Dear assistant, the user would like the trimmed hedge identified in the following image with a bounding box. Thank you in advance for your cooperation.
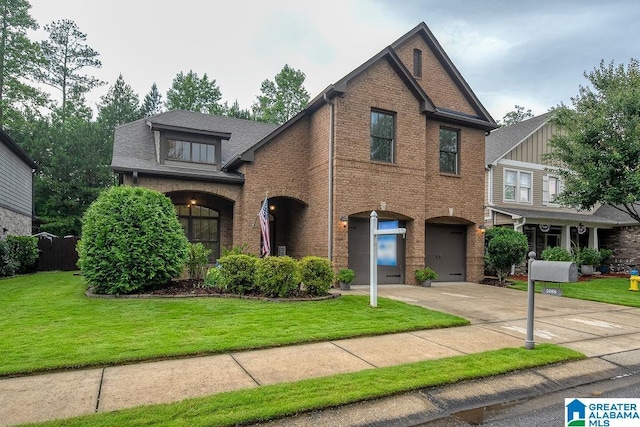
[298,256,333,296]
[218,254,258,294]
[0,239,18,277]
[77,186,188,294]
[5,236,38,274]
[255,256,299,298]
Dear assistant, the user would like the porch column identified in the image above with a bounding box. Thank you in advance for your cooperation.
[589,227,599,250]
[562,225,571,251]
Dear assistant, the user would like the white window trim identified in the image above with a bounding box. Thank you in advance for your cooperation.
[542,174,563,207]
[503,168,533,204]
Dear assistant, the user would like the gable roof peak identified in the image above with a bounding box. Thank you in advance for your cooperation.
[485,113,552,165]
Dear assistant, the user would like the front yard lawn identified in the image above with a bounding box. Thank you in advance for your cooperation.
[0,272,468,376]
[508,276,640,307]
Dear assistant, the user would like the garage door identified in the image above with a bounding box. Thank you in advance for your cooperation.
[425,224,466,282]
[348,218,405,285]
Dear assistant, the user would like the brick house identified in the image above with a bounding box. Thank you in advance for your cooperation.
[112,22,497,284]
[0,129,36,237]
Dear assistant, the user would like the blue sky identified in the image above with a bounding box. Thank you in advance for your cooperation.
[27,0,640,121]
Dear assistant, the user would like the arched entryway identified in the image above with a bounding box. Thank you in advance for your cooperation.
[262,196,307,258]
[166,191,234,262]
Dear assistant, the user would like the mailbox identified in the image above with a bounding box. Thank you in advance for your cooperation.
[530,260,578,283]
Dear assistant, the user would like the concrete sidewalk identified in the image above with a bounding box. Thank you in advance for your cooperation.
[1,282,640,426]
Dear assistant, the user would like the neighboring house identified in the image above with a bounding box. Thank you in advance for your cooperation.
[112,22,497,284]
[0,129,36,237]
[485,114,622,258]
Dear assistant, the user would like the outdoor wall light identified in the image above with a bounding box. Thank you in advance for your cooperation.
[477,224,486,234]
[269,204,276,211]
[189,198,197,205]
[340,216,348,228]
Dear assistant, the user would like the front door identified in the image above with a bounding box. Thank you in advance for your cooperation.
[425,224,466,282]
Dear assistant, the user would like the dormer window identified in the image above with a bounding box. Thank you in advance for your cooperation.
[147,120,231,170]
[167,139,216,164]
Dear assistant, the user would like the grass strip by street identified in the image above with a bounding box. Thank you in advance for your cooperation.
[508,277,640,307]
[29,344,583,427]
[0,272,468,376]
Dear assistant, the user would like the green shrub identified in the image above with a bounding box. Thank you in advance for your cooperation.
[335,268,355,284]
[598,248,613,265]
[77,186,189,294]
[255,256,300,298]
[222,244,249,257]
[186,242,211,280]
[218,254,258,294]
[415,267,438,282]
[204,266,222,288]
[5,236,38,274]
[541,246,572,262]
[0,239,18,277]
[485,228,528,282]
[298,256,333,296]
[575,247,601,266]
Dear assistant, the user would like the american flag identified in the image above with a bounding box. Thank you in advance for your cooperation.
[258,195,271,256]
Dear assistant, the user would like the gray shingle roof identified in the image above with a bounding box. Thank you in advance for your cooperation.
[593,204,640,226]
[490,206,618,227]
[485,113,550,165]
[111,110,278,181]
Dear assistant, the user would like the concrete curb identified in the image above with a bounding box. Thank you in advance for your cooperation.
[260,353,640,426]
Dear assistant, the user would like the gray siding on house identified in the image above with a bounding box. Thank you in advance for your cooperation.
[503,122,557,164]
[0,141,33,217]
[491,163,579,213]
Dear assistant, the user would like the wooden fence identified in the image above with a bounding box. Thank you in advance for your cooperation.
[37,236,79,271]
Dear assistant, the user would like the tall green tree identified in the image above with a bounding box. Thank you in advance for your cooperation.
[140,82,164,117]
[165,70,222,114]
[546,59,640,223]
[96,74,141,167]
[499,105,534,127]
[19,105,110,235]
[252,64,309,124]
[97,74,141,131]
[38,19,104,119]
[223,99,252,120]
[0,0,46,130]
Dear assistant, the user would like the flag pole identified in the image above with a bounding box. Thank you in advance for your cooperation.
[253,191,269,227]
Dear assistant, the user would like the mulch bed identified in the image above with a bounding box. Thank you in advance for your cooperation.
[86,279,340,301]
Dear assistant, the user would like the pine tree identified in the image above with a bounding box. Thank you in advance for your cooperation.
[140,82,164,117]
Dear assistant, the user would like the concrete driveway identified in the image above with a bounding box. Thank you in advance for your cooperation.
[344,282,640,357]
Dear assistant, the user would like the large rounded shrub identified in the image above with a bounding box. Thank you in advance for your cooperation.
[78,186,188,294]
[298,256,333,296]
[255,256,299,298]
[484,227,528,282]
[218,254,258,294]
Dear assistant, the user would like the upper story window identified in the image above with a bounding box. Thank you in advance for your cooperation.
[413,49,422,78]
[439,127,459,174]
[167,139,216,165]
[504,169,532,203]
[543,174,562,205]
[370,110,395,163]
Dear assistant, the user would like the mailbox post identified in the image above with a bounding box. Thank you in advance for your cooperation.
[370,211,406,308]
[525,252,578,349]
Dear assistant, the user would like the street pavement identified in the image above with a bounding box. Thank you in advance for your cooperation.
[1,282,639,426]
